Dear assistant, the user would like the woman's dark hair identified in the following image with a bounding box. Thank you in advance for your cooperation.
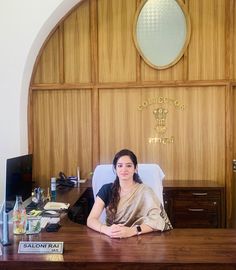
[107,149,142,223]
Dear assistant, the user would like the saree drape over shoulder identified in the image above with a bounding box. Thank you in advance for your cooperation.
[106,183,172,231]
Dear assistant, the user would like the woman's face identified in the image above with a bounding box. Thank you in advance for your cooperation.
[115,155,136,182]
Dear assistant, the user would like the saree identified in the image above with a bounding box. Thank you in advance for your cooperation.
[106,183,172,231]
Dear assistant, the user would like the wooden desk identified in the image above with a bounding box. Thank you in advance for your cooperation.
[1,225,236,270]
[56,179,92,205]
[1,181,235,270]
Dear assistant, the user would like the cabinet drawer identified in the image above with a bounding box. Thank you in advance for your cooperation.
[171,190,220,200]
[173,200,218,213]
[172,212,218,228]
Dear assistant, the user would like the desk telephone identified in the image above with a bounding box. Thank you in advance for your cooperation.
[57,172,75,187]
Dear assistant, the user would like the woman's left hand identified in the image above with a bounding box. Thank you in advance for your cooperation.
[109,224,136,238]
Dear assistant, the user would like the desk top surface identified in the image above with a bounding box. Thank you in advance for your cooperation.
[1,225,236,266]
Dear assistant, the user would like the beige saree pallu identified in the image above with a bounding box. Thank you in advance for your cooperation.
[106,183,173,231]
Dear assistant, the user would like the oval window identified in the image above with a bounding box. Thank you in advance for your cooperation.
[133,0,191,69]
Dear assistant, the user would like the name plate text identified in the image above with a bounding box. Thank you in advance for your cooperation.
[18,241,64,254]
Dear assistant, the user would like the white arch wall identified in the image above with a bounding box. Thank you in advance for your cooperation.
[0,0,81,204]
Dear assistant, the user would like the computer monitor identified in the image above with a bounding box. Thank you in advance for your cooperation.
[5,154,33,212]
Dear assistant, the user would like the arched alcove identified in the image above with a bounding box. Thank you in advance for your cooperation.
[30,0,227,192]
[21,0,82,151]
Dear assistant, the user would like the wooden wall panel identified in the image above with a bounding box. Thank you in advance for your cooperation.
[141,57,185,82]
[233,88,236,158]
[32,89,92,189]
[188,0,226,80]
[98,0,137,83]
[232,87,236,227]
[63,1,91,83]
[99,87,225,183]
[99,88,143,160]
[29,0,235,208]
[232,0,236,79]
[33,28,60,84]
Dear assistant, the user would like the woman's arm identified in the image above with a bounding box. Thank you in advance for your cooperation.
[87,196,106,233]
[87,197,155,238]
[87,194,120,237]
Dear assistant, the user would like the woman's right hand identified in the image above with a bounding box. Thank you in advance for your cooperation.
[102,224,136,238]
[102,224,120,237]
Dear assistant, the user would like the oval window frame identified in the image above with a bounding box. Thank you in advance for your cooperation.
[133,0,191,70]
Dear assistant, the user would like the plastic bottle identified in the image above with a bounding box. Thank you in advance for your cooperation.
[1,204,11,245]
[12,195,27,234]
[51,177,57,201]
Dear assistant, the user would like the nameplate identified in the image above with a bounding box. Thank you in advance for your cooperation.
[18,241,64,254]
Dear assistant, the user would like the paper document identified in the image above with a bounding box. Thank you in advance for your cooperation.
[44,202,70,210]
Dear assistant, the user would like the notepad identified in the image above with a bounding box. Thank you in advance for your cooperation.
[44,202,70,211]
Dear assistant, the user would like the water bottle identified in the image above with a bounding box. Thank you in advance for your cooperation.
[1,203,11,245]
[51,177,57,201]
[12,195,27,234]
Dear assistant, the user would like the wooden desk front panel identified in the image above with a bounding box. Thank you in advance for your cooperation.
[1,227,236,270]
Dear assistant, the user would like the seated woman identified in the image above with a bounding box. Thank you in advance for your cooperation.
[87,149,172,238]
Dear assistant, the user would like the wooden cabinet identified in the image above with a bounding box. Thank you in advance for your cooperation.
[163,181,225,228]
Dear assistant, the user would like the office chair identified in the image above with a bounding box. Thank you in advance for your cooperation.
[92,164,165,223]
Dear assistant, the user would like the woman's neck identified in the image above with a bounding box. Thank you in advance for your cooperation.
[119,180,136,194]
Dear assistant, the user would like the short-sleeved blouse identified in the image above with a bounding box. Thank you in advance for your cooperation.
[96,183,113,207]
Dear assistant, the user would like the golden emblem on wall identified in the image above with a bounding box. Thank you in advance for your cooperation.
[153,107,168,134]
[137,96,185,145]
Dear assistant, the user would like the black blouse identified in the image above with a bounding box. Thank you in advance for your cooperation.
[96,183,113,207]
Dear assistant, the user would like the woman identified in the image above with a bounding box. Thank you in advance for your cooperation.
[87,149,172,238]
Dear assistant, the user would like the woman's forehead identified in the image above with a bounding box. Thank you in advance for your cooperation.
[117,155,133,163]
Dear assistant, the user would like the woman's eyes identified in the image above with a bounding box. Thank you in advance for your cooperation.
[117,164,133,168]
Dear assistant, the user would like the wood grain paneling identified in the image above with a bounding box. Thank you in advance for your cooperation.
[232,0,236,79]
[99,87,225,183]
[32,89,92,189]
[141,56,185,82]
[188,0,226,80]
[231,86,236,226]
[30,0,230,182]
[98,0,137,82]
[63,0,91,83]
[29,0,236,226]
[33,28,60,84]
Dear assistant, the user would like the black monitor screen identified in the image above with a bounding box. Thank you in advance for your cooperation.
[5,154,33,212]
